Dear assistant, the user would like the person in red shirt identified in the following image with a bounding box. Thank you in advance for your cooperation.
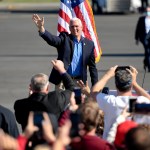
[70,100,115,150]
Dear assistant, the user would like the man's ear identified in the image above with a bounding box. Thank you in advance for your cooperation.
[29,84,33,96]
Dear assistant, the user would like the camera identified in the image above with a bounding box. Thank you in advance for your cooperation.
[129,98,137,113]
[132,103,150,114]
[115,66,130,72]
[74,87,82,104]
[102,87,109,94]
[129,98,150,125]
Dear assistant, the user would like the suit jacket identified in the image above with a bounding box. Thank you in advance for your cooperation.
[135,16,146,44]
[40,31,98,86]
[0,105,19,137]
[14,73,75,131]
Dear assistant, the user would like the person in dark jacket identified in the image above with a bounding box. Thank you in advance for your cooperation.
[0,105,19,137]
[135,7,150,72]
[141,0,148,12]
[14,60,75,131]
[32,14,98,87]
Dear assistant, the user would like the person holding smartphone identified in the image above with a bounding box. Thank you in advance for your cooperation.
[90,66,150,139]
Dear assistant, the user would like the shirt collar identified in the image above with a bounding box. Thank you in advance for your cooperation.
[72,35,84,43]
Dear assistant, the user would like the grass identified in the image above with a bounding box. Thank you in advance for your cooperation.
[1,0,59,3]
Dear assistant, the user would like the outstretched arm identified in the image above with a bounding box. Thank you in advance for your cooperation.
[32,14,45,33]
[127,66,150,100]
[51,60,75,91]
[91,66,118,100]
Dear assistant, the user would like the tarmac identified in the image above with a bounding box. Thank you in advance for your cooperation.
[0,2,150,112]
[0,2,59,12]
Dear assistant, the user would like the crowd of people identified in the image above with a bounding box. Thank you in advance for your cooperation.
[0,13,150,150]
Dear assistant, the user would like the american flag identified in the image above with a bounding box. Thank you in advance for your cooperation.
[57,0,102,63]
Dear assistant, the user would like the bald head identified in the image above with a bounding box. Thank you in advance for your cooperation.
[30,73,49,93]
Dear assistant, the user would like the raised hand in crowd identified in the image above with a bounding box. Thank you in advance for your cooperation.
[91,65,118,96]
[23,111,39,139]
[77,80,91,97]
[51,60,66,74]
[53,120,71,150]
[0,129,18,150]
[127,66,150,99]
[69,92,79,111]
[126,66,138,85]
[42,112,56,143]
[24,111,56,143]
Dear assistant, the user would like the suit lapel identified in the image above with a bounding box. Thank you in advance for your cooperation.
[82,39,87,65]
[69,34,74,61]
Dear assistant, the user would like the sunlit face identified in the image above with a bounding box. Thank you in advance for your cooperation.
[69,20,83,38]
[146,7,150,16]
[147,7,150,12]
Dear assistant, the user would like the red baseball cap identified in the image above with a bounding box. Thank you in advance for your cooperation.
[114,120,138,149]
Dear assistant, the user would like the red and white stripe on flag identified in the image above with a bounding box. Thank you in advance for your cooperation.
[57,0,102,63]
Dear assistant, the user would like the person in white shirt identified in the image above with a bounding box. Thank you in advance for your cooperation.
[91,66,150,139]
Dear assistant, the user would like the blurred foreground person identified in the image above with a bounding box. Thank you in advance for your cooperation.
[114,120,138,150]
[125,126,150,150]
[70,100,115,150]
[0,111,72,150]
[0,105,19,138]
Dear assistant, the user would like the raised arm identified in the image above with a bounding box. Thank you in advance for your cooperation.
[127,66,150,100]
[91,66,117,100]
[51,60,75,91]
[32,14,45,33]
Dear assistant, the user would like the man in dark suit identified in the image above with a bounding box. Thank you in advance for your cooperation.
[135,7,150,72]
[14,60,75,131]
[32,14,98,87]
[141,0,148,12]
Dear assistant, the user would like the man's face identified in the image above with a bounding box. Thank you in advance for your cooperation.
[146,7,150,16]
[69,20,83,38]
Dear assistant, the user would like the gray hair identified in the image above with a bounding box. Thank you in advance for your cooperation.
[69,17,82,27]
[30,73,49,92]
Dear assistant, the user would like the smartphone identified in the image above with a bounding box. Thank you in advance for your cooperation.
[102,87,109,94]
[70,112,81,138]
[115,66,130,72]
[134,103,150,114]
[129,98,137,113]
[74,87,82,104]
[34,112,44,128]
